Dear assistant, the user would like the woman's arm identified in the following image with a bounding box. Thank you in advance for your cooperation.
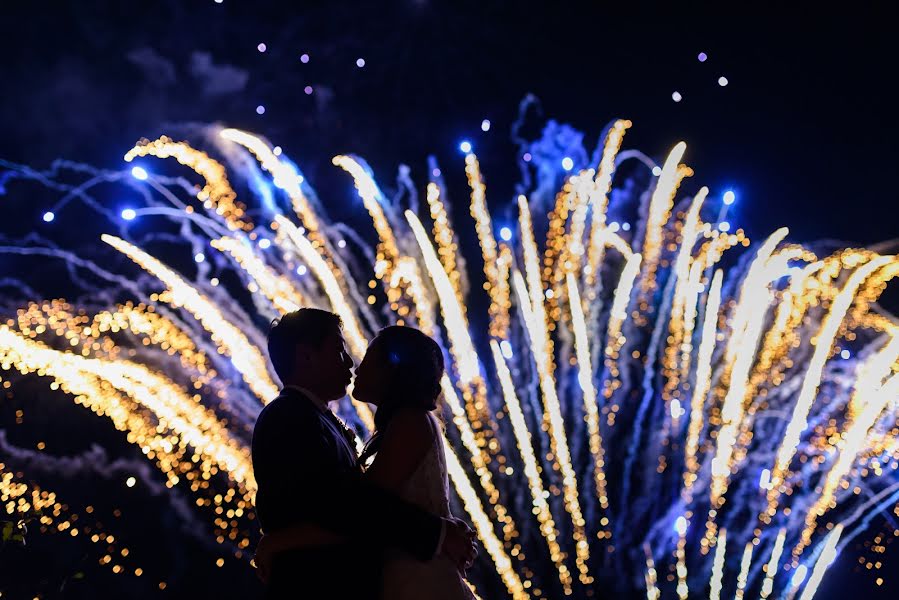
[254,523,345,583]
[364,410,436,493]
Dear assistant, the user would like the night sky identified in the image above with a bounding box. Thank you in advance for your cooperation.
[2,2,898,598]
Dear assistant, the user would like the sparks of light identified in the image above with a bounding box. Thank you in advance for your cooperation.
[406,211,479,383]
[101,235,278,402]
[513,266,592,585]
[210,236,305,314]
[798,525,843,600]
[125,136,251,232]
[734,542,754,600]
[5,116,898,599]
[639,141,691,296]
[760,528,787,598]
[644,545,661,600]
[683,269,723,489]
[709,528,727,600]
[788,564,809,599]
[567,274,609,513]
[491,340,572,592]
[768,255,896,507]
[443,440,529,600]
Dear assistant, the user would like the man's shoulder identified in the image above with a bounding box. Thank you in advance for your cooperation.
[255,392,323,431]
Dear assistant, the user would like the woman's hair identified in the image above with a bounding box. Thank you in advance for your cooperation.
[359,326,444,465]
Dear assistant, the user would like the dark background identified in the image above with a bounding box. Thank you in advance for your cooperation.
[1,2,897,598]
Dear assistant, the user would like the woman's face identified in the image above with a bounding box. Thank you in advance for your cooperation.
[351,340,390,406]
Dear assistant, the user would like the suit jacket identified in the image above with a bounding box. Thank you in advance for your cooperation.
[252,387,443,599]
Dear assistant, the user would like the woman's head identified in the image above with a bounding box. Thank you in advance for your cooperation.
[352,326,444,410]
[355,326,444,465]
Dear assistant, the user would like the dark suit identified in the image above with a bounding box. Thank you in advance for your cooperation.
[252,387,443,599]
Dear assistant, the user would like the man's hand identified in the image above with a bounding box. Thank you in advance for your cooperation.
[441,518,478,573]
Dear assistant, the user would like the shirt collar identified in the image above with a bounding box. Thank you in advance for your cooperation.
[283,385,332,414]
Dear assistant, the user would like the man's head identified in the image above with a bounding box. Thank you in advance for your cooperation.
[267,308,354,401]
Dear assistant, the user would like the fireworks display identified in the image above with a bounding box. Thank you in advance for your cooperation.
[1,114,897,599]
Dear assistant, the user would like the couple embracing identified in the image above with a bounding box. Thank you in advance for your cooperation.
[251,308,479,599]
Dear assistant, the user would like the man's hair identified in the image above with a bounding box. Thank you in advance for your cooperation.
[267,308,342,383]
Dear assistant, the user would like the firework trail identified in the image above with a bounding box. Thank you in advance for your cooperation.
[1,110,897,599]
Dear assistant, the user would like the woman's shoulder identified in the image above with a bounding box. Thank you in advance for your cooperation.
[385,408,438,444]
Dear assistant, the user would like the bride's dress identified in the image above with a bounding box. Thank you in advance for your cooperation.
[382,413,477,600]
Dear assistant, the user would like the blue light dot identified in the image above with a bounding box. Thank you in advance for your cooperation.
[42,211,55,222]
[459,140,472,154]
[257,43,267,53]
[672,91,683,103]
[561,157,574,171]
[296,265,308,276]
[304,86,313,95]
[840,349,851,360]
[652,166,662,176]
[723,190,736,205]
[194,253,205,263]
[523,152,532,162]
[499,226,513,241]
[258,238,271,250]
[131,166,148,180]
[718,76,729,87]
[481,119,491,132]
[609,221,620,232]
[698,52,708,62]
[356,58,365,68]
[719,221,731,232]
[500,340,514,359]
[622,222,631,231]
[256,105,266,115]
[300,53,310,63]
[121,208,137,221]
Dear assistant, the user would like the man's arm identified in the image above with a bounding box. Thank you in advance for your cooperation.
[254,400,472,565]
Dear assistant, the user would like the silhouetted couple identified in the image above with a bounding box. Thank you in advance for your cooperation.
[251,308,478,599]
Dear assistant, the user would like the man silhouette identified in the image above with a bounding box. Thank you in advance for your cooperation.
[252,308,476,599]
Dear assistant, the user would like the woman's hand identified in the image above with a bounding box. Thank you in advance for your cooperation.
[253,533,279,584]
